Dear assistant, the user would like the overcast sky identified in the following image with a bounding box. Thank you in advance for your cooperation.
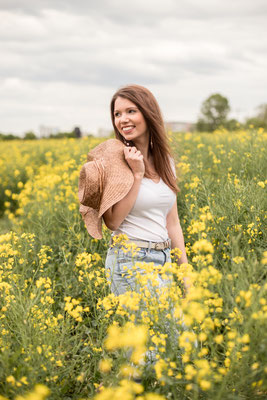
[0,0,267,136]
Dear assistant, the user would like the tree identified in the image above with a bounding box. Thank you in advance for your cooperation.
[24,131,37,140]
[225,118,240,131]
[245,103,267,129]
[197,93,230,132]
[48,129,80,139]
[0,133,21,141]
[257,103,267,124]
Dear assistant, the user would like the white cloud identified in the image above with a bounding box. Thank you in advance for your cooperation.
[0,1,266,135]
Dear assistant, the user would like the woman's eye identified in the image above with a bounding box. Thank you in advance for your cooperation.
[114,109,136,117]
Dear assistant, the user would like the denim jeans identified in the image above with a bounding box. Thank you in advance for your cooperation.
[105,243,173,363]
[105,244,172,296]
[104,243,196,363]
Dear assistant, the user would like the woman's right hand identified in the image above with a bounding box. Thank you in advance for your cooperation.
[103,146,145,231]
[124,146,145,179]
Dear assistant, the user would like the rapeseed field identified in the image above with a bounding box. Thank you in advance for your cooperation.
[0,128,266,399]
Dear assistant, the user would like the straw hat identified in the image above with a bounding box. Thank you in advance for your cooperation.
[78,138,134,239]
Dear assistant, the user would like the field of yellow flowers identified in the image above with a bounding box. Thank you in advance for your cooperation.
[0,128,266,400]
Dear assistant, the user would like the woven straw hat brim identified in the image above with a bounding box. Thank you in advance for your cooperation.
[79,204,102,239]
[78,139,134,239]
[98,141,134,217]
[78,160,102,209]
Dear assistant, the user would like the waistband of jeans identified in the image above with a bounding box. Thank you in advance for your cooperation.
[109,237,171,251]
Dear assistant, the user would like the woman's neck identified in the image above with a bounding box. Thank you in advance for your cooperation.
[133,138,150,161]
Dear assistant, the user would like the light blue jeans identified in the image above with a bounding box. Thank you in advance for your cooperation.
[104,243,196,363]
[105,244,172,296]
[105,243,174,363]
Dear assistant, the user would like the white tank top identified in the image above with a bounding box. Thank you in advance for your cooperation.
[112,167,176,242]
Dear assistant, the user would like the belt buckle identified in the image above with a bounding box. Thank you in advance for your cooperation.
[155,242,162,250]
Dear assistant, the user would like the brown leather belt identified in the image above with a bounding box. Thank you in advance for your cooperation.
[109,237,171,251]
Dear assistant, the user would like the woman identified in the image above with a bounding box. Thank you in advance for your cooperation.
[103,84,189,296]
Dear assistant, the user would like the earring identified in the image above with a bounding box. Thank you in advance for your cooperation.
[150,137,153,149]
[123,136,130,146]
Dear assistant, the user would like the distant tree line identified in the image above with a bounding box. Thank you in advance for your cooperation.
[0,127,90,141]
[1,98,267,140]
[196,93,267,132]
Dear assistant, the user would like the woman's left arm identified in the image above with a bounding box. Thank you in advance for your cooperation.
[166,200,188,265]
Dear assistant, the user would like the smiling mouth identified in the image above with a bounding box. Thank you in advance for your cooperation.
[122,126,135,133]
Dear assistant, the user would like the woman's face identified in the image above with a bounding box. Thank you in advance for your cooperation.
[113,96,149,144]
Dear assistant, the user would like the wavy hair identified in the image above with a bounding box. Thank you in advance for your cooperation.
[110,84,179,194]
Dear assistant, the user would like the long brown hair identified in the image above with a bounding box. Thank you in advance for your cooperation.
[110,84,179,194]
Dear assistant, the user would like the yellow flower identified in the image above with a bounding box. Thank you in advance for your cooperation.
[20,377,28,385]
[187,220,206,234]
[191,239,214,254]
[199,380,211,390]
[215,335,224,344]
[224,358,231,368]
[234,199,243,210]
[227,331,236,339]
[251,363,259,370]
[177,161,191,175]
[154,359,167,379]
[4,189,12,196]
[232,256,244,264]
[33,384,50,398]
[104,322,147,364]
[76,373,85,382]
[6,375,16,385]
[198,332,207,342]
[185,364,197,379]
[120,364,139,378]
[99,359,112,373]
[261,251,267,265]
[188,176,200,189]
[241,334,250,344]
